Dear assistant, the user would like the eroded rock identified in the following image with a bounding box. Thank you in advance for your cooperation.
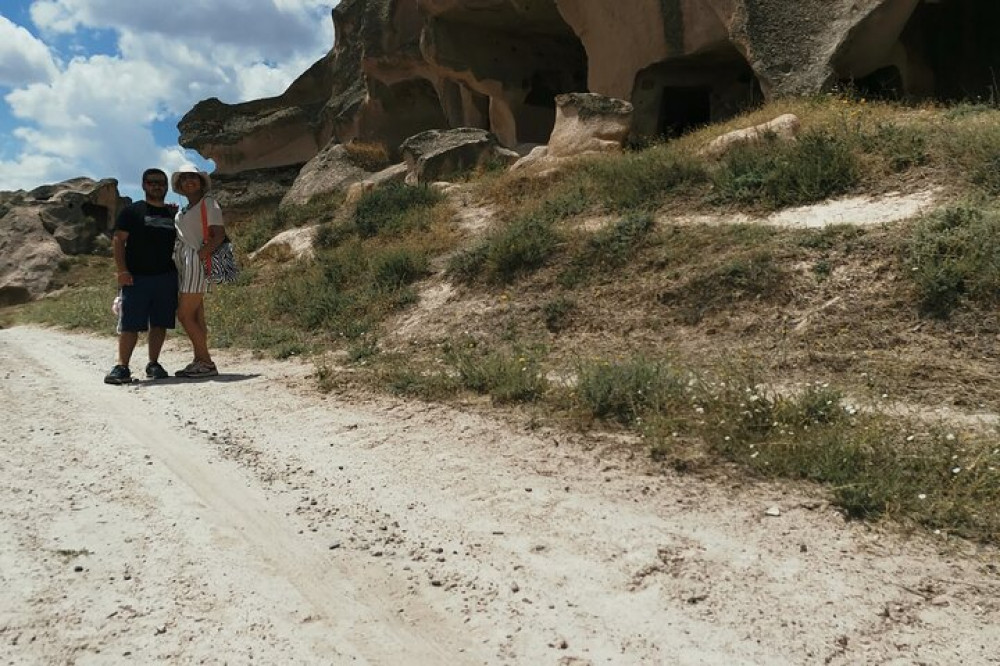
[401,128,514,184]
[178,0,1000,197]
[700,113,801,160]
[0,178,123,305]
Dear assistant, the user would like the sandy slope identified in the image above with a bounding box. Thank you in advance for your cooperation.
[1,326,998,666]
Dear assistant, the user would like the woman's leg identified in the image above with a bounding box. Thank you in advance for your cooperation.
[177,292,211,363]
[193,299,213,364]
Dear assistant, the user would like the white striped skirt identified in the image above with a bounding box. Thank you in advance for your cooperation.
[173,240,209,294]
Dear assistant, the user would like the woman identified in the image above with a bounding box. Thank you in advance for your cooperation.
[171,164,226,378]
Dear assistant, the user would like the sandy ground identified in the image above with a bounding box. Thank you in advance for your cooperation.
[1,326,999,666]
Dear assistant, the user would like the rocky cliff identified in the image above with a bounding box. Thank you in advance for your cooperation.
[179,0,1000,188]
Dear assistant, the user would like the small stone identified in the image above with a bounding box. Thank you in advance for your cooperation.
[765,506,781,517]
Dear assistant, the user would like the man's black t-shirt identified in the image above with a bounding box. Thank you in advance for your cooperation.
[115,201,177,275]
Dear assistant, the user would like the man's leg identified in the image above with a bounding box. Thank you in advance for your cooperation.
[148,326,166,363]
[117,331,139,366]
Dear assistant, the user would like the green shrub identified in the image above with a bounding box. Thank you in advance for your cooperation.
[575,356,688,425]
[542,296,576,333]
[449,214,560,285]
[371,247,429,291]
[561,212,655,287]
[904,203,1000,317]
[353,182,442,238]
[581,148,707,212]
[662,250,787,323]
[713,129,860,209]
[446,343,547,403]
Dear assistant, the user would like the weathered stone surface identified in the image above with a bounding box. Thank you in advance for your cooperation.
[0,177,123,305]
[548,93,633,158]
[281,144,371,208]
[249,225,319,263]
[178,0,1000,192]
[401,127,506,184]
[208,165,304,224]
[700,113,801,160]
[0,207,63,306]
[510,93,632,173]
[345,163,409,204]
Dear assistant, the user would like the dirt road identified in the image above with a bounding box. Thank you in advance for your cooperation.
[1,326,997,665]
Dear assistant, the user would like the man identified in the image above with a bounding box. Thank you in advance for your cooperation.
[104,168,178,385]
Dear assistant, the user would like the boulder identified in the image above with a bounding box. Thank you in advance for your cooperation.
[400,128,515,184]
[249,225,319,263]
[0,206,64,306]
[547,93,633,158]
[0,177,123,305]
[345,163,410,204]
[281,144,370,208]
[699,114,802,160]
[208,165,303,224]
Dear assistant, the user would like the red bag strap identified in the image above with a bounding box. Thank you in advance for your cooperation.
[199,198,211,273]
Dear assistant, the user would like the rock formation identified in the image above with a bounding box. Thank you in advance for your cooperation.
[0,178,125,305]
[178,0,1000,204]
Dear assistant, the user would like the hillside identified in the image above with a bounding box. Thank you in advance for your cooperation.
[9,97,1000,546]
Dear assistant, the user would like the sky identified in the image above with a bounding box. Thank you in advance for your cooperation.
[0,0,336,203]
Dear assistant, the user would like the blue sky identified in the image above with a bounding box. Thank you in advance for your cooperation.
[0,0,336,202]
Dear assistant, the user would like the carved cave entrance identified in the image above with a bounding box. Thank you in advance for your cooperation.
[429,0,588,146]
[848,0,1000,101]
[633,47,761,140]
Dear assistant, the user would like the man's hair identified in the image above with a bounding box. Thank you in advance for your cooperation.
[142,168,166,183]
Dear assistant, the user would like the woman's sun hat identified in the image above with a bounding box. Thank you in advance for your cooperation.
[170,164,211,193]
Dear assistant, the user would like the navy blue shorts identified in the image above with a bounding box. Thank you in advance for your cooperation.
[118,272,178,332]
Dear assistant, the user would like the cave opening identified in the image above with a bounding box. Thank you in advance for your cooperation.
[633,47,762,140]
[840,0,1000,102]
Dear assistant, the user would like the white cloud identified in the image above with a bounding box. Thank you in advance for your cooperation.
[0,16,59,87]
[0,0,336,197]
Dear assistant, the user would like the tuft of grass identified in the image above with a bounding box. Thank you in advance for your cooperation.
[858,121,929,172]
[660,249,788,324]
[343,141,391,172]
[542,296,576,333]
[445,341,547,404]
[448,213,561,285]
[560,212,654,287]
[17,285,117,333]
[903,202,1000,318]
[574,355,689,426]
[353,182,442,238]
[578,147,707,212]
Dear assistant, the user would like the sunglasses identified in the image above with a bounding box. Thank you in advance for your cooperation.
[177,173,202,182]
[144,179,167,186]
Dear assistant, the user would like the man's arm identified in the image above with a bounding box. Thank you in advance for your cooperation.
[112,230,133,286]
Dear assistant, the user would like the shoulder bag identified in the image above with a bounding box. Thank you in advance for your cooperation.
[200,199,239,284]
